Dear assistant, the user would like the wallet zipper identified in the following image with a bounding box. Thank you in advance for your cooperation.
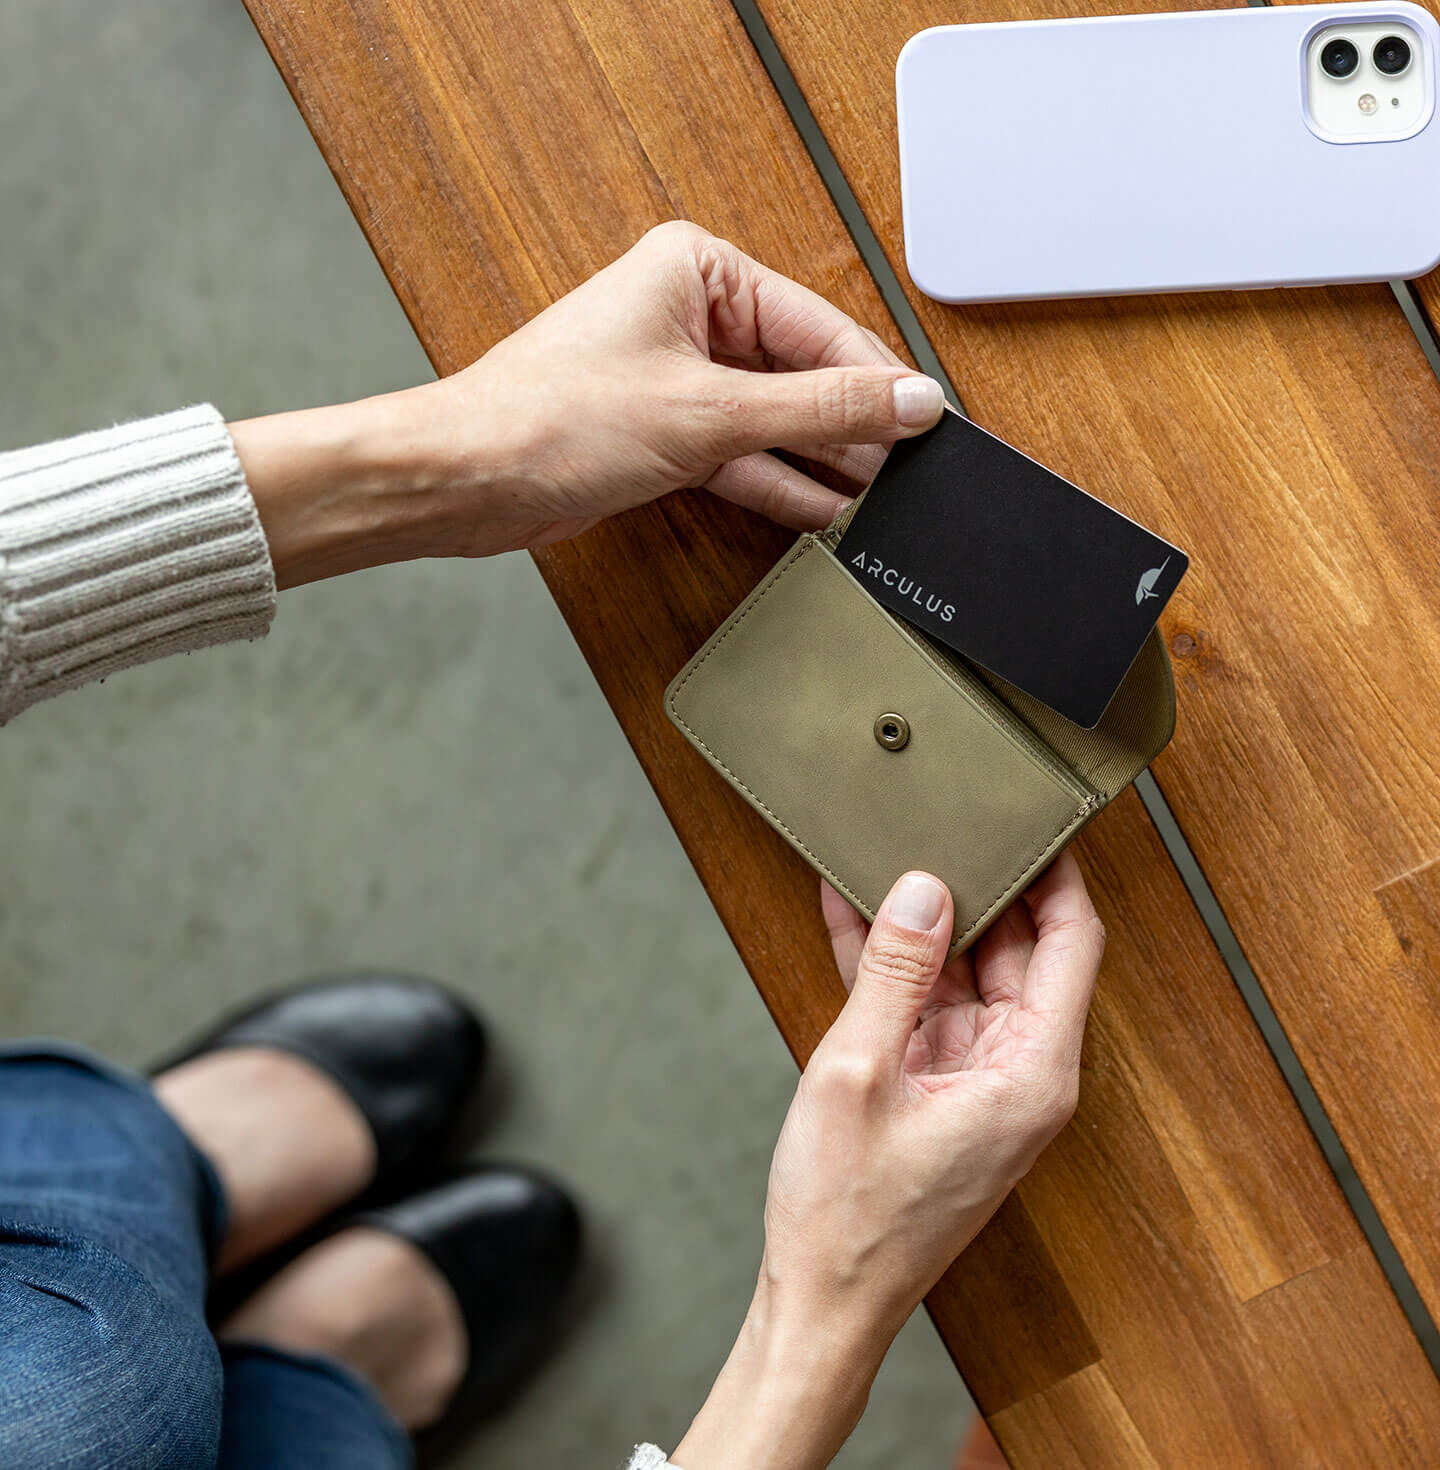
[823,500,862,541]
[912,631,1097,804]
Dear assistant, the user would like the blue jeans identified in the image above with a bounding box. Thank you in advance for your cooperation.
[0,1043,413,1469]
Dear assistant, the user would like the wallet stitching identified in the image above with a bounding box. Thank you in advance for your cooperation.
[667,543,877,915]
[670,718,877,919]
[960,793,1102,944]
[667,536,1100,942]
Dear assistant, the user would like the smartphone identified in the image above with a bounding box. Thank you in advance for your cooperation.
[896,3,1440,303]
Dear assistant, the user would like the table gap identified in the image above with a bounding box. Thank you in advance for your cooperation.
[729,0,1440,1382]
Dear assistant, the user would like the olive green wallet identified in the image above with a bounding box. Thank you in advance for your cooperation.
[665,516,1175,954]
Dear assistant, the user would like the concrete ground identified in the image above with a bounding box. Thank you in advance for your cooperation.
[0,2,973,1464]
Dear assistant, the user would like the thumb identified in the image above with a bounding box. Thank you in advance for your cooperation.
[831,872,953,1065]
[710,365,946,456]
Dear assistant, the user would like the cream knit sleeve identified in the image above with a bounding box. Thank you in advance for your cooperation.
[0,404,276,724]
[621,1446,678,1469]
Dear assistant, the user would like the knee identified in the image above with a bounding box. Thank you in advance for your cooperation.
[0,1261,222,1468]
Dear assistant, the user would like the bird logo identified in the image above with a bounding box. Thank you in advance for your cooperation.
[1135,556,1170,605]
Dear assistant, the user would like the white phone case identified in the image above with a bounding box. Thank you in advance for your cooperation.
[897,3,1440,302]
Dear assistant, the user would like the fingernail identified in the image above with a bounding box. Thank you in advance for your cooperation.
[888,873,947,932]
[893,375,945,428]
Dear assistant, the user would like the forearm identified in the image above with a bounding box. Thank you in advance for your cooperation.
[0,378,507,724]
[671,1276,896,1470]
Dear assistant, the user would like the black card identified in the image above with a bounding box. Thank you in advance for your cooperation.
[835,408,1187,728]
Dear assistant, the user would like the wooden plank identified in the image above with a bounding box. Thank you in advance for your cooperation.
[241,0,1440,1459]
[1243,1248,1440,1465]
[1377,856,1440,978]
[754,0,1440,1358]
[924,1192,1101,1412]
[990,1364,1161,1470]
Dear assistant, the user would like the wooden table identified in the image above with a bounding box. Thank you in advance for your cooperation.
[244,0,1440,1460]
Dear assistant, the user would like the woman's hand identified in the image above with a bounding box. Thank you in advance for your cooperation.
[673,856,1104,1470]
[769,855,1103,1327]
[230,222,944,586]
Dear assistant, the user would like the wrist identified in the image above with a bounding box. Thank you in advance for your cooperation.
[672,1273,896,1470]
[229,381,511,588]
[748,1269,899,1391]
[757,1243,922,1349]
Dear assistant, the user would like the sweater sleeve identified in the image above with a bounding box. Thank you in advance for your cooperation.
[621,1447,678,1469]
[0,404,276,724]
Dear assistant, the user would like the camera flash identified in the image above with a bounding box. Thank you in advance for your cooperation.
[1358,93,1378,113]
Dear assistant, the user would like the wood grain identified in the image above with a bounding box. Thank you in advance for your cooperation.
[243,0,1440,1459]
[990,1364,1161,1469]
[1377,856,1440,979]
[924,1189,1100,1412]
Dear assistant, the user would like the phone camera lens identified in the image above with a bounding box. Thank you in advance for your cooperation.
[1374,35,1412,75]
[1320,37,1360,78]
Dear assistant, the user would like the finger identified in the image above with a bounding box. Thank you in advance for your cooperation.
[821,880,869,992]
[725,247,905,371]
[972,898,1037,1007]
[923,949,980,1012]
[1020,850,1105,1048]
[778,439,888,490]
[830,871,953,1066]
[859,325,909,368]
[706,453,852,530]
[650,224,908,372]
[704,363,946,460]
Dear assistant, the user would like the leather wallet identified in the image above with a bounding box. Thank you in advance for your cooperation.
[665,510,1175,954]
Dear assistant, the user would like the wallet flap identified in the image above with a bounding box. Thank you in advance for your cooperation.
[666,535,1102,950]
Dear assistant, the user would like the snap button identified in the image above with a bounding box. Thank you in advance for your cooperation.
[874,712,909,751]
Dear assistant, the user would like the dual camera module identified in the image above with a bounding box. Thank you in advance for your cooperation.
[1306,21,1425,137]
[1320,33,1412,78]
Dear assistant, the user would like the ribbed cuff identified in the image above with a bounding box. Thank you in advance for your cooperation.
[622,1447,678,1470]
[0,404,276,722]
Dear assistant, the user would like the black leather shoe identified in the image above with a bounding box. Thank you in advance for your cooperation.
[158,970,486,1189]
[354,1165,582,1425]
